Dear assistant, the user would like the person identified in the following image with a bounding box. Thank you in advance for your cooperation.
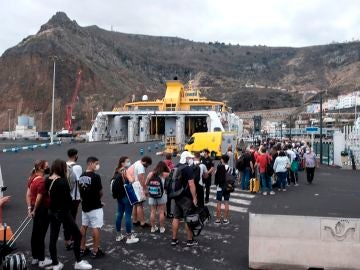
[256,147,274,195]
[214,155,231,224]
[127,156,152,228]
[163,153,174,218]
[26,160,52,268]
[113,156,139,244]
[64,148,83,250]
[163,153,175,170]
[200,149,214,204]
[303,147,317,184]
[273,151,290,191]
[146,161,170,233]
[171,151,198,247]
[79,157,105,259]
[0,196,10,224]
[249,145,258,178]
[226,145,235,169]
[46,159,92,270]
[192,152,208,208]
[240,148,254,190]
[286,144,297,186]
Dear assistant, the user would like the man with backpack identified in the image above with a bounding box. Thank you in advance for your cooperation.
[192,152,208,208]
[169,151,198,247]
[286,144,299,186]
[200,149,214,204]
[65,148,83,250]
[237,149,254,190]
[214,154,234,224]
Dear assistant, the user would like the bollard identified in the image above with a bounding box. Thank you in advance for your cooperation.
[154,144,158,150]
[139,148,144,155]
[147,146,152,153]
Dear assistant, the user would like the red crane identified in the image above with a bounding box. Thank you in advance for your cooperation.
[64,70,83,133]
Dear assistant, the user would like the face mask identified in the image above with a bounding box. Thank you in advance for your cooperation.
[95,164,100,171]
[125,161,131,168]
[187,159,194,166]
[194,160,200,165]
[200,152,205,157]
[44,168,50,175]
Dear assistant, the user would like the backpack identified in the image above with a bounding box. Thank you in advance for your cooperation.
[147,173,164,198]
[236,155,245,171]
[166,164,187,199]
[266,155,274,177]
[110,173,124,199]
[223,167,235,193]
[185,206,211,237]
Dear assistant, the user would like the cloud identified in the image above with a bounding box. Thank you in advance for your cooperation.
[1,0,360,55]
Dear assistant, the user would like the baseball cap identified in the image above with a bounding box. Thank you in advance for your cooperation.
[180,151,195,164]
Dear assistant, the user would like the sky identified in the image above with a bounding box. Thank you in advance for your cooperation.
[1,0,360,55]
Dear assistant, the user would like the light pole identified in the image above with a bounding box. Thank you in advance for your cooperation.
[40,112,43,131]
[319,92,323,164]
[7,109,12,137]
[50,57,57,144]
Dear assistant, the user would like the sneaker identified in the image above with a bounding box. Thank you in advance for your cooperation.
[39,258,52,268]
[74,260,92,270]
[140,222,151,228]
[91,248,105,259]
[269,191,275,195]
[31,259,39,265]
[126,235,139,244]
[151,225,159,233]
[132,221,140,226]
[278,188,281,191]
[171,239,179,246]
[52,262,64,270]
[80,247,91,257]
[262,192,267,196]
[159,227,166,234]
[222,219,230,225]
[116,234,125,242]
[282,189,287,192]
[214,219,221,224]
[186,239,199,247]
[295,183,299,186]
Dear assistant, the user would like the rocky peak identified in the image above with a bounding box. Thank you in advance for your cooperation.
[39,11,79,33]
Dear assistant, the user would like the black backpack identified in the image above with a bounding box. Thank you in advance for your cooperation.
[166,164,187,199]
[147,173,164,198]
[223,167,236,193]
[110,173,124,199]
[185,206,211,237]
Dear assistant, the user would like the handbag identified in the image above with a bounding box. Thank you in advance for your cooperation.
[124,181,146,205]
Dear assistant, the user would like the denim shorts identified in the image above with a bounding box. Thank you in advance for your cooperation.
[216,189,230,201]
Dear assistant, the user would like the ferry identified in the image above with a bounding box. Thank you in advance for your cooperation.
[88,79,243,151]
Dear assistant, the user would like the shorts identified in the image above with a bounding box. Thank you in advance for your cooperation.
[216,189,230,202]
[82,208,104,228]
[148,193,167,206]
[172,196,193,219]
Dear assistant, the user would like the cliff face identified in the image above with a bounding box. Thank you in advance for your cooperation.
[1,12,360,131]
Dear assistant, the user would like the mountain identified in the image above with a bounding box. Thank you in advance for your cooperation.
[1,11,360,131]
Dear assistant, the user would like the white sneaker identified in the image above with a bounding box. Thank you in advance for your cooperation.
[31,259,39,265]
[39,258,52,268]
[150,225,159,233]
[116,234,125,241]
[75,260,92,270]
[269,191,275,195]
[262,192,267,196]
[159,227,166,233]
[126,235,139,244]
[52,262,64,270]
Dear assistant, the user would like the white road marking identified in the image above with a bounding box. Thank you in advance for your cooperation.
[207,201,248,213]
[209,189,255,199]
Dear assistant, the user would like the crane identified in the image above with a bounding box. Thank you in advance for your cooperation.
[64,70,83,133]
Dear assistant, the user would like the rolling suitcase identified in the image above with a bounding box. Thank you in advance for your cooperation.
[249,178,260,193]
[1,216,32,270]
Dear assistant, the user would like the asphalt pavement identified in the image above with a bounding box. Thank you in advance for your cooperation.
[0,141,359,270]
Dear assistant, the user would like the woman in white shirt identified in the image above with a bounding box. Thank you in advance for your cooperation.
[273,150,290,191]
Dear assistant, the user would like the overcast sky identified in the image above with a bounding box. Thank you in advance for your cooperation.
[1,0,360,55]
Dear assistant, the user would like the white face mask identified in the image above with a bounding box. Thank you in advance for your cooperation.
[194,160,200,165]
[125,161,131,168]
[187,159,194,166]
[95,164,100,171]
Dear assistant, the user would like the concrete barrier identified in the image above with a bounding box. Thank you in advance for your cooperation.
[249,213,360,270]
[1,141,61,153]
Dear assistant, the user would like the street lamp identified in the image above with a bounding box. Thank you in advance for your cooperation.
[50,56,58,144]
[7,109,12,137]
[39,112,43,131]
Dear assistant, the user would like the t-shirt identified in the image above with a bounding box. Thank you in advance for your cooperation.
[273,156,290,173]
[28,175,50,208]
[79,171,103,212]
[303,152,316,168]
[127,160,146,182]
[286,149,296,163]
[200,156,214,174]
[256,154,271,174]
[242,152,252,169]
[66,161,82,201]
[177,163,194,198]
[46,177,72,213]
[227,151,235,169]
